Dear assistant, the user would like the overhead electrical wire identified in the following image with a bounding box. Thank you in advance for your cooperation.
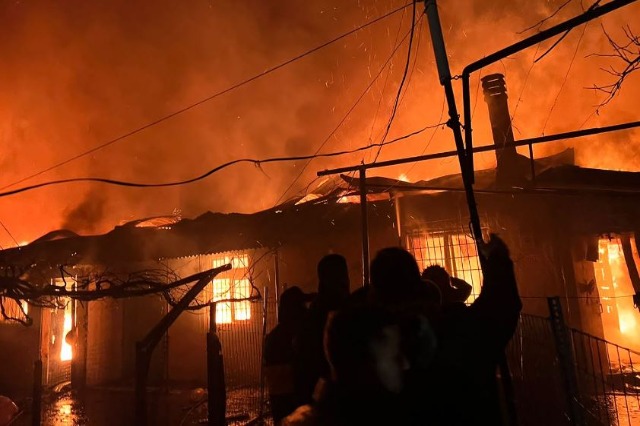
[366,5,408,151]
[372,0,419,163]
[0,123,445,200]
[272,16,423,206]
[1,1,414,191]
[541,22,589,134]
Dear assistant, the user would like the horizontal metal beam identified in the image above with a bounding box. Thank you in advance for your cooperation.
[463,0,637,76]
[461,0,638,175]
[317,120,640,176]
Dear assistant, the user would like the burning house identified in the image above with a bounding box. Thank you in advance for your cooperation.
[0,73,639,422]
[0,192,398,399]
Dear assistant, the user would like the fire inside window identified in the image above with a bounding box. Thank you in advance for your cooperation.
[407,230,483,303]
[52,278,74,362]
[210,253,251,324]
[593,237,640,351]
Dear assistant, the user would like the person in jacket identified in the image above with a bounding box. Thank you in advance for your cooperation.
[282,305,412,426]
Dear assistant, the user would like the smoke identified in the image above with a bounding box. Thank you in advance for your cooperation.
[61,191,107,234]
[0,0,638,244]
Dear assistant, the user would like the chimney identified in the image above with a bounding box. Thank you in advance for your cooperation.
[481,73,524,185]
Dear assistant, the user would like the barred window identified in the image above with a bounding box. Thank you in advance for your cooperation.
[209,253,252,324]
[407,229,483,303]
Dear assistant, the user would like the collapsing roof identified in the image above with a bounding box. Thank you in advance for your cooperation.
[0,189,395,268]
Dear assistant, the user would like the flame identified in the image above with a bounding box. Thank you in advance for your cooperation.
[595,238,640,352]
[60,306,73,361]
[619,309,638,335]
[398,173,409,182]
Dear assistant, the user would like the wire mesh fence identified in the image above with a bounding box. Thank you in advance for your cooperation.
[508,307,640,426]
[506,314,571,425]
[570,328,640,426]
[214,295,277,424]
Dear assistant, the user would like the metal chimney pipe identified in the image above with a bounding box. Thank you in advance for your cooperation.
[481,73,522,184]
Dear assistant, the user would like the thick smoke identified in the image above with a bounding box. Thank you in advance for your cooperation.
[0,0,638,242]
[61,191,107,234]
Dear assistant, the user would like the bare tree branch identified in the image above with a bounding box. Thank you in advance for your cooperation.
[589,24,640,110]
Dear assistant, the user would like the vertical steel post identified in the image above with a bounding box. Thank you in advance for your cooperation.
[207,301,226,426]
[548,297,583,426]
[259,287,269,421]
[425,3,516,425]
[424,0,483,248]
[31,360,42,426]
[274,251,281,323]
[359,167,371,287]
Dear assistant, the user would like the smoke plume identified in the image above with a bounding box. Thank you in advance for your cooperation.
[0,0,638,245]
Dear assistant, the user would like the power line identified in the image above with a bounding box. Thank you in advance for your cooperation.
[0,220,17,247]
[373,0,419,163]
[273,17,421,206]
[366,5,408,153]
[0,1,413,192]
[541,22,589,134]
[0,124,445,200]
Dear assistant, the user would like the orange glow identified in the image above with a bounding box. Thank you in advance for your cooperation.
[210,253,252,324]
[594,238,640,352]
[337,195,359,204]
[60,304,73,361]
[398,173,409,182]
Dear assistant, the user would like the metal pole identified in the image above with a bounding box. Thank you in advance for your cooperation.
[207,302,226,426]
[259,287,269,421]
[31,360,42,426]
[135,267,229,425]
[317,120,640,176]
[424,0,483,246]
[359,167,370,287]
[273,251,281,323]
[548,297,583,425]
[425,3,516,426]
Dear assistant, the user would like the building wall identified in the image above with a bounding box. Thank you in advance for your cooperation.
[398,191,585,324]
[121,294,167,386]
[0,307,41,396]
[277,205,399,294]
[166,249,275,386]
[87,298,124,386]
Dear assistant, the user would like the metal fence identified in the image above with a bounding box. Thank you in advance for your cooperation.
[570,328,640,426]
[508,298,640,426]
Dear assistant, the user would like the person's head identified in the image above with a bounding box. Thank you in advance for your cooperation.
[278,286,308,325]
[370,247,421,303]
[422,265,450,289]
[317,254,350,301]
[324,305,409,394]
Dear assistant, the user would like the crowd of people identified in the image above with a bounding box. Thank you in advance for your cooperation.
[264,234,522,425]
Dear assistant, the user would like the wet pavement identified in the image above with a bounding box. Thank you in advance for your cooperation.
[10,387,266,426]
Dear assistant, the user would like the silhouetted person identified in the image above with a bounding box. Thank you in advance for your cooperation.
[264,286,309,423]
[294,254,350,405]
[425,234,522,426]
[422,264,473,306]
[282,305,412,426]
[349,246,441,308]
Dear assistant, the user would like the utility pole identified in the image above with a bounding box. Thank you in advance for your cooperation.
[423,0,484,247]
[423,2,517,426]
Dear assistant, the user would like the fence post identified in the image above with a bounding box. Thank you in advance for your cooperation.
[548,297,583,426]
[207,302,226,426]
[258,287,269,422]
[31,360,42,426]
